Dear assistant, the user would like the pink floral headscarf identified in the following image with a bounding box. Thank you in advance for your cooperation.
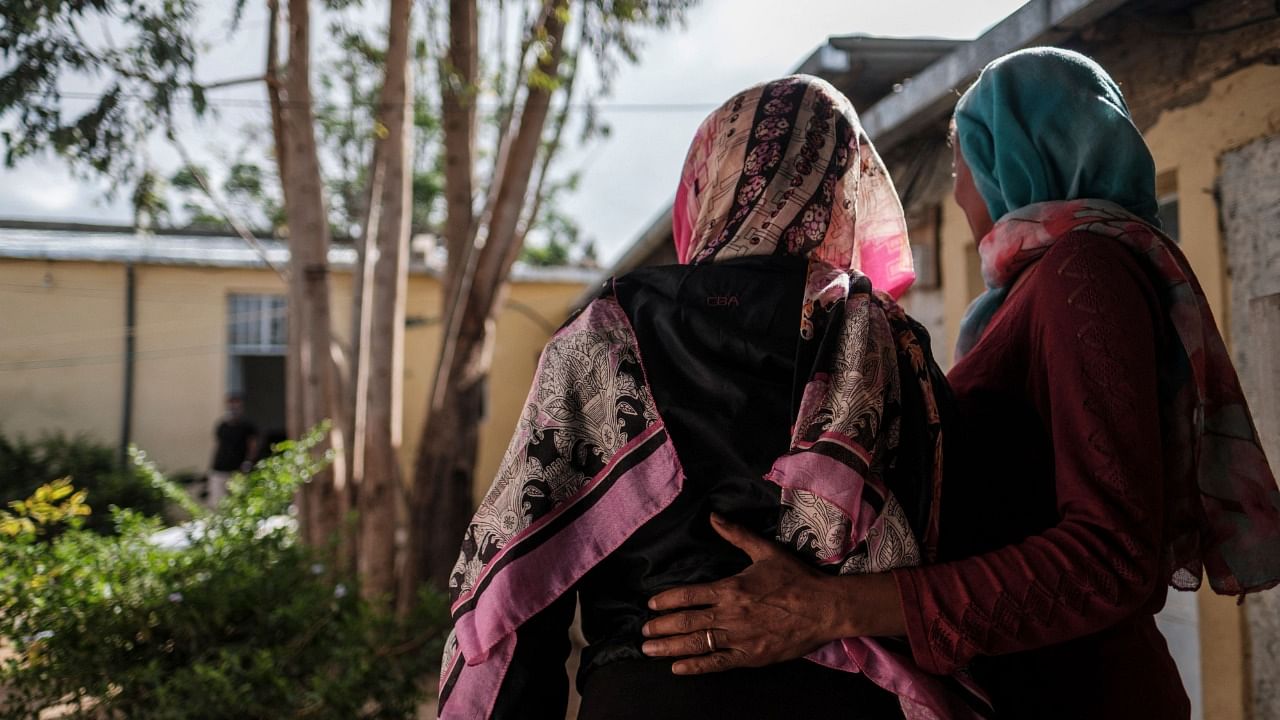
[673,75,915,298]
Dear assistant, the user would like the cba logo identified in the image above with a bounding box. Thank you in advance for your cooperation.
[706,295,739,308]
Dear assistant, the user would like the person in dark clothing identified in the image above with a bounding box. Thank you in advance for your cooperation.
[436,75,981,719]
[254,429,289,464]
[644,48,1280,720]
[207,394,258,505]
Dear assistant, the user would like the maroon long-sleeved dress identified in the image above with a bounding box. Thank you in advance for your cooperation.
[894,232,1192,719]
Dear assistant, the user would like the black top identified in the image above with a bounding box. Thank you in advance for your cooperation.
[212,418,257,471]
[491,256,907,719]
[576,255,805,672]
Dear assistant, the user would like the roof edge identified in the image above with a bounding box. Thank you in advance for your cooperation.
[860,0,1130,149]
[569,204,674,308]
[0,233,596,285]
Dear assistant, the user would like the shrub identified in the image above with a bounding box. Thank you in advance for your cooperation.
[0,429,449,720]
[0,431,169,533]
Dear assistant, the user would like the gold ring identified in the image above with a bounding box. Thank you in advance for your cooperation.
[705,629,717,653]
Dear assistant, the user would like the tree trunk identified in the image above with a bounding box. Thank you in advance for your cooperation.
[276,0,348,551]
[348,182,371,488]
[467,0,566,320]
[484,1,544,215]
[356,0,414,604]
[438,0,478,305]
[516,9,585,245]
[404,354,485,600]
[403,0,567,595]
[350,136,381,499]
[400,0,480,606]
[347,58,374,472]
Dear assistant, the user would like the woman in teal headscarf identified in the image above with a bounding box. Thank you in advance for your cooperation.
[642,47,1280,720]
[934,45,1280,718]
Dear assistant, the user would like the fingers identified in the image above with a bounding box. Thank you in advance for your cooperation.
[642,608,715,638]
[641,628,723,658]
[709,512,778,563]
[672,649,748,675]
[648,581,721,612]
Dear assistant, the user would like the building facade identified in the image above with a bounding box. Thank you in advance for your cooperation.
[0,225,591,495]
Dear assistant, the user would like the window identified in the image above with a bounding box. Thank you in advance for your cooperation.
[1157,193,1180,243]
[227,294,287,356]
[907,205,941,290]
[226,293,288,437]
[1155,170,1179,243]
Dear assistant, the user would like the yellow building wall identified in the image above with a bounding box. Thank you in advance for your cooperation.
[0,258,585,491]
[1142,62,1280,720]
[935,62,1280,720]
[936,197,981,368]
[0,261,127,446]
[135,264,290,473]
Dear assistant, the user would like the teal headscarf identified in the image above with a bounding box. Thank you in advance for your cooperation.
[954,47,1159,226]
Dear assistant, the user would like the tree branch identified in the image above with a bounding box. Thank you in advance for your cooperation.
[439,0,478,293]
[428,0,483,414]
[486,0,541,194]
[476,0,568,296]
[516,4,584,244]
[168,132,286,279]
[427,0,568,394]
[201,74,267,91]
[265,0,289,201]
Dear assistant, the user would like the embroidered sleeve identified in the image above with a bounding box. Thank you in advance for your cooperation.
[894,235,1165,674]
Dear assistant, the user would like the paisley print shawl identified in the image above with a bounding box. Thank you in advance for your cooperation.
[957,199,1280,596]
[439,280,967,720]
[439,297,681,717]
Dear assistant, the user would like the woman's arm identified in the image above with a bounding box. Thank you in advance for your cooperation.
[643,235,1165,675]
[893,235,1164,674]
[639,514,904,674]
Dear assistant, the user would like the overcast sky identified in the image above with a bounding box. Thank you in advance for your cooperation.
[0,0,1027,265]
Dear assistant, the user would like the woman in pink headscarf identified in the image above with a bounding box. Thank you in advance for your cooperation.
[436,75,980,720]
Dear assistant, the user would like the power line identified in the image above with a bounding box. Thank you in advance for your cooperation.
[0,303,556,369]
[53,89,718,114]
[0,302,289,352]
[0,342,226,372]
[0,281,285,306]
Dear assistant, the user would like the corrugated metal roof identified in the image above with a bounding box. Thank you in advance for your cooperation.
[0,227,598,285]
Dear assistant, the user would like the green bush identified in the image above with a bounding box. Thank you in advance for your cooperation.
[0,429,449,720]
[0,431,169,533]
